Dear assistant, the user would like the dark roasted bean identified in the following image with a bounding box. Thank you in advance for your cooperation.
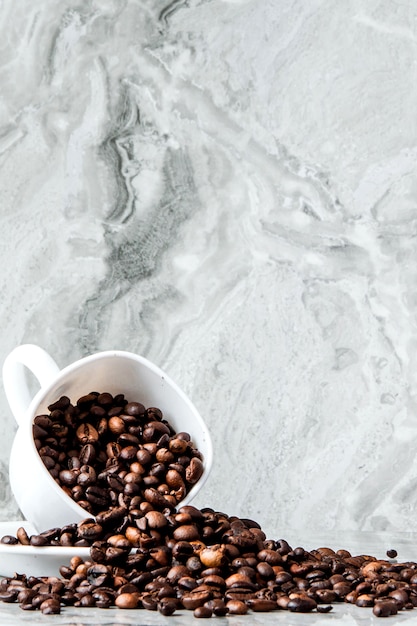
[356,593,375,607]
[0,535,18,545]
[76,423,99,444]
[247,598,278,611]
[317,604,333,613]
[79,444,96,465]
[287,595,317,612]
[386,549,398,559]
[0,591,18,603]
[186,457,204,484]
[85,486,109,507]
[30,534,49,546]
[204,598,229,616]
[40,598,61,614]
[194,605,212,618]
[373,600,398,617]
[182,590,212,610]
[94,589,114,608]
[141,594,158,611]
[77,465,97,486]
[16,527,30,545]
[226,599,248,614]
[158,597,177,615]
[86,564,110,587]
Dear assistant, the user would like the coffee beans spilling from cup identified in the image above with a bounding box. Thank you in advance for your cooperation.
[0,391,414,619]
[0,507,412,619]
[33,392,204,516]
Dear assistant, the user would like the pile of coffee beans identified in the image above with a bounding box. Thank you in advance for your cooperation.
[0,506,414,618]
[33,392,204,516]
[1,391,415,618]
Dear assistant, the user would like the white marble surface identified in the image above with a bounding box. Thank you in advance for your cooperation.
[0,603,410,626]
[1,0,417,542]
[0,603,396,626]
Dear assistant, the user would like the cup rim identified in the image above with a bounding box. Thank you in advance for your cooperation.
[23,349,213,519]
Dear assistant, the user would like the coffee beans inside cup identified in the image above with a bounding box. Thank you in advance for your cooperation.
[33,391,205,517]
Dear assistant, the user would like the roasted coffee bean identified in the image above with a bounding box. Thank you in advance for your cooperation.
[333,581,352,598]
[287,595,317,612]
[40,598,61,614]
[30,534,49,547]
[95,392,112,406]
[247,598,278,611]
[158,597,177,615]
[317,604,333,613]
[182,590,212,610]
[173,524,200,542]
[115,592,140,609]
[77,465,97,486]
[85,486,109,507]
[59,469,79,486]
[94,589,114,608]
[77,521,103,540]
[194,605,212,618]
[145,510,168,529]
[86,564,110,587]
[225,588,256,602]
[226,599,248,614]
[186,457,204,484]
[16,526,30,545]
[77,393,98,406]
[386,549,398,559]
[389,588,409,607]
[356,593,375,607]
[200,546,227,568]
[40,455,55,469]
[79,444,96,465]
[146,407,163,420]
[76,423,99,444]
[142,421,170,442]
[141,594,158,611]
[118,433,140,446]
[0,591,18,602]
[48,396,71,412]
[108,416,125,435]
[119,446,139,462]
[124,402,145,416]
[204,598,229,616]
[0,535,18,545]
[257,562,275,579]
[144,487,175,511]
[373,600,398,617]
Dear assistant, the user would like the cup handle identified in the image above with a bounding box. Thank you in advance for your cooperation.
[2,344,60,427]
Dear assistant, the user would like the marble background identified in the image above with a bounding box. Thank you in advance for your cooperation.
[0,0,417,541]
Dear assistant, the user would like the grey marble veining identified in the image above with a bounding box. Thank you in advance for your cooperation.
[1,0,417,544]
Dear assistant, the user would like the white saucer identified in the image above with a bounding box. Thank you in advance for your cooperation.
[0,521,90,578]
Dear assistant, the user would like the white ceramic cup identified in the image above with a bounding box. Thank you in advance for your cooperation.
[2,344,213,532]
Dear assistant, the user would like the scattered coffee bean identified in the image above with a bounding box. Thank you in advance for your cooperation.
[226,599,248,614]
[386,548,398,559]
[194,605,212,618]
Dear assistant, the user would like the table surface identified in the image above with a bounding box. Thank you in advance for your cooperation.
[0,602,413,626]
[1,530,417,625]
